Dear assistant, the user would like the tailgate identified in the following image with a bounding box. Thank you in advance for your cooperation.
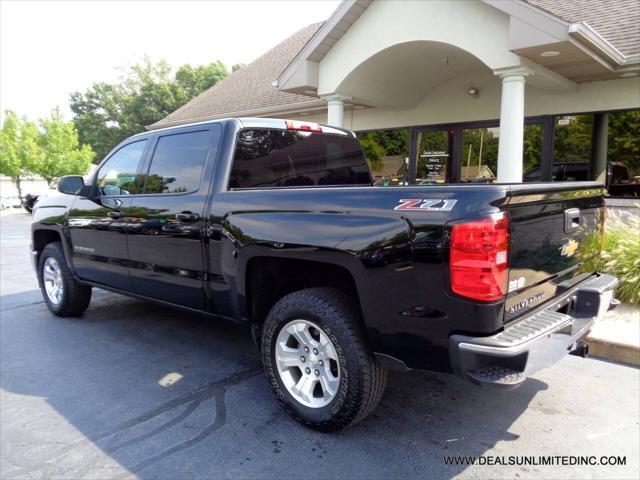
[504,182,605,323]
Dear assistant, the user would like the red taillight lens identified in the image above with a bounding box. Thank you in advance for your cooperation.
[449,214,510,301]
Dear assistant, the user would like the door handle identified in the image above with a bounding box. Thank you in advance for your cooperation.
[176,212,200,223]
[564,208,580,232]
[108,210,124,219]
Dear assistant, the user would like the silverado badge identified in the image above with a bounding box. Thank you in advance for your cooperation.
[560,239,579,257]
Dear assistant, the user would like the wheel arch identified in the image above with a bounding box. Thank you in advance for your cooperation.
[243,254,364,346]
[31,225,75,276]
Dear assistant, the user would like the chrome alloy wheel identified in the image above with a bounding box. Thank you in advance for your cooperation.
[43,257,64,305]
[275,319,340,408]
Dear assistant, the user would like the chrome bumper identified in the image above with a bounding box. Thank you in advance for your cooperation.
[449,273,619,388]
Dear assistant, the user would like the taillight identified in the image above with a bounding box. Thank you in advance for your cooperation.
[449,213,510,301]
[285,120,322,133]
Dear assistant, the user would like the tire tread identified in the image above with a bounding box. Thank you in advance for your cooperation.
[39,242,91,317]
[262,287,386,431]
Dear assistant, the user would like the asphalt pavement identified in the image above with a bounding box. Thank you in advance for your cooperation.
[1,210,639,479]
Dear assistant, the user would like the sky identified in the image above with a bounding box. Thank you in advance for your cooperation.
[0,0,340,122]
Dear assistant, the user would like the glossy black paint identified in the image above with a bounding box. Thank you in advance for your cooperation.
[504,187,604,323]
[126,124,222,308]
[31,118,606,373]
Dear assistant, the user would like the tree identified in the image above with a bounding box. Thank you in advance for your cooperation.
[35,108,94,184]
[553,115,593,163]
[357,132,386,172]
[0,111,42,201]
[357,129,409,173]
[608,110,640,175]
[70,58,229,162]
[176,61,228,98]
[232,63,246,73]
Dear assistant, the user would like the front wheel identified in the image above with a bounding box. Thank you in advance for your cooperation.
[261,287,387,431]
[38,242,92,317]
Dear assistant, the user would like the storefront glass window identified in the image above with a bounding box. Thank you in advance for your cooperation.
[544,114,593,182]
[416,130,450,184]
[607,110,639,197]
[522,124,544,182]
[460,127,498,183]
[356,128,410,186]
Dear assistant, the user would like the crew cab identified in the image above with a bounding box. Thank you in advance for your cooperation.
[31,118,618,431]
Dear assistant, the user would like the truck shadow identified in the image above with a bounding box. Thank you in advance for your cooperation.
[1,289,547,479]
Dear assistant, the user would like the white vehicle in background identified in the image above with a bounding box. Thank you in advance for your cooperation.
[1,195,23,209]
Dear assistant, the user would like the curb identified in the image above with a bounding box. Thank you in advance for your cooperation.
[587,335,640,367]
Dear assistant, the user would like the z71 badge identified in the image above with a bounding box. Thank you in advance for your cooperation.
[394,199,457,212]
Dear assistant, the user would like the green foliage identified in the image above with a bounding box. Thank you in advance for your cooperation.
[175,61,228,99]
[36,108,94,184]
[357,129,409,173]
[70,58,229,162]
[581,217,640,304]
[232,63,247,73]
[554,115,593,163]
[523,124,543,173]
[358,133,386,172]
[0,109,93,199]
[552,112,639,175]
[0,111,43,200]
[460,128,499,177]
[608,110,640,175]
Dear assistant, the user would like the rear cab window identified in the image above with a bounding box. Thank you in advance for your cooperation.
[229,128,371,189]
[143,130,211,194]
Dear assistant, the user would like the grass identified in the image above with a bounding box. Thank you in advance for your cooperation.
[581,215,640,305]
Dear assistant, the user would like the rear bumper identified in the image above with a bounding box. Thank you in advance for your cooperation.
[449,273,618,388]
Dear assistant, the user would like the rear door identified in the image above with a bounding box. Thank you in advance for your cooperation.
[126,124,221,309]
[504,182,605,323]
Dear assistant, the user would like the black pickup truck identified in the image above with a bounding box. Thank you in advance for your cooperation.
[31,118,618,431]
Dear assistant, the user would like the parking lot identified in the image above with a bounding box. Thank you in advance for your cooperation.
[1,211,639,479]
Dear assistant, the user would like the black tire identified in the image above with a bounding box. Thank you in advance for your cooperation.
[38,242,92,317]
[261,287,387,431]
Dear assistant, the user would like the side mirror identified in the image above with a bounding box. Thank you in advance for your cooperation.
[57,175,85,195]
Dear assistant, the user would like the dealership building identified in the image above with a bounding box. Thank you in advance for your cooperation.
[150,0,640,188]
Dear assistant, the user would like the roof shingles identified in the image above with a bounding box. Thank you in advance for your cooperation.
[150,22,322,129]
[527,0,640,56]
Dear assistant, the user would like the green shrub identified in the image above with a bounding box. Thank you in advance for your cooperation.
[581,218,640,304]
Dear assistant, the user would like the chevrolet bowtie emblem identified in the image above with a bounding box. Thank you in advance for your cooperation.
[560,239,579,257]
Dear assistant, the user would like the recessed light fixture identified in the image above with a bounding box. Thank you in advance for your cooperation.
[354,105,367,110]
[620,72,639,78]
[467,86,479,98]
[540,51,560,57]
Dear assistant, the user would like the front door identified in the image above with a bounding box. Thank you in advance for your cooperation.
[413,129,453,184]
[67,139,148,288]
[126,125,221,309]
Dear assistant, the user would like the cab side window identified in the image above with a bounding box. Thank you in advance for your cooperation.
[95,140,147,196]
[143,130,211,194]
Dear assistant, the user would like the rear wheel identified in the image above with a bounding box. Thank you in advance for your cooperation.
[261,287,387,431]
[38,242,92,317]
